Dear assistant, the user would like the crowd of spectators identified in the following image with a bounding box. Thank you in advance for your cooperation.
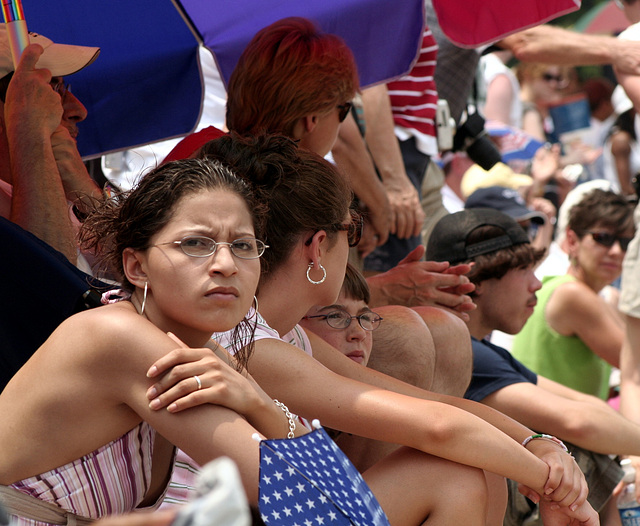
[5,1,640,525]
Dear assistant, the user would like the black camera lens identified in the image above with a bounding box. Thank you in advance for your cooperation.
[466,135,502,171]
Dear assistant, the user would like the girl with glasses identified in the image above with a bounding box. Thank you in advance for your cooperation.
[147,133,597,525]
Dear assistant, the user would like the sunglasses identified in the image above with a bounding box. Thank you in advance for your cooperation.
[588,231,633,252]
[304,210,364,248]
[337,102,352,123]
[542,73,567,85]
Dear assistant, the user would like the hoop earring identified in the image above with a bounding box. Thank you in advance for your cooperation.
[306,263,326,285]
[252,295,259,316]
[140,281,148,316]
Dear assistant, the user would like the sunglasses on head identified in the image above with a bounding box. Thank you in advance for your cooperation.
[337,102,352,123]
[304,210,364,248]
[336,210,364,247]
[587,231,633,252]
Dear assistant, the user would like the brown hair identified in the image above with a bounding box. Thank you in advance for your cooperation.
[465,225,545,291]
[197,132,353,278]
[226,17,358,137]
[568,188,635,238]
[342,262,371,304]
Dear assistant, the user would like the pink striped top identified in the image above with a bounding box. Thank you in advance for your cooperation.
[8,422,169,526]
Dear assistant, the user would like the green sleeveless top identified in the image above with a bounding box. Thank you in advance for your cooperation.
[511,274,612,399]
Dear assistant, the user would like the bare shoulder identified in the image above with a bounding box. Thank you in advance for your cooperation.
[44,302,162,368]
[547,280,603,334]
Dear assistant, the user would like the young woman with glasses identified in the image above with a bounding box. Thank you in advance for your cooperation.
[146,133,598,525]
[0,158,312,525]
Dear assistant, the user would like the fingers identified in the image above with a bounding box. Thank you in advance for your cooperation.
[15,44,46,73]
[397,245,425,265]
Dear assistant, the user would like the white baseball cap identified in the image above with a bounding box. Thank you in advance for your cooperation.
[0,24,99,78]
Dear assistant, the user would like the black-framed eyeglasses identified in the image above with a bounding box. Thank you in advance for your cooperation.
[337,102,352,123]
[336,210,364,247]
[154,235,268,259]
[586,231,633,252]
[303,309,383,331]
[51,79,71,100]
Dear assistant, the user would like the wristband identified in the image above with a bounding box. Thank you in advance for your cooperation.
[522,434,569,453]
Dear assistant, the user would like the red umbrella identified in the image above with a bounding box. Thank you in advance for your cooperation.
[432,0,581,47]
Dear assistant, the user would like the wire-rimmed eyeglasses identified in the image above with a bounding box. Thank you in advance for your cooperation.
[303,309,383,331]
[154,235,268,259]
[51,79,71,100]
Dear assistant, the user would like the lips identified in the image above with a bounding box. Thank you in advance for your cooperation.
[347,350,366,364]
[205,286,239,299]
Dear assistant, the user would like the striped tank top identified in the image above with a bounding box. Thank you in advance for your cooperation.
[8,422,169,526]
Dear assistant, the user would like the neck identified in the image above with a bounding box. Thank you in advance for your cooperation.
[466,311,491,341]
[566,265,605,293]
[257,272,315,336]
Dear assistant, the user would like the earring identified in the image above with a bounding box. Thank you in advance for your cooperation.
[306,263,326,285]
[252,295,259,316]
[140,281,148,316]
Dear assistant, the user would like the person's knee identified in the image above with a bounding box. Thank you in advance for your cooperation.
[369,305,436,389]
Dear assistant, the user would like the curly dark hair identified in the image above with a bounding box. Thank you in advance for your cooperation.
[79,158,266,370]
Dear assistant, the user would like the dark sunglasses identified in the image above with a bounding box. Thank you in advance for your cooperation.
[588,231,633,252]
[337,102,352,123]
[542,73,568,88]
[336,211,364,247]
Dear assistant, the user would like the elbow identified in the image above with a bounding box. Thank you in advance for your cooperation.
[555,411,596,446]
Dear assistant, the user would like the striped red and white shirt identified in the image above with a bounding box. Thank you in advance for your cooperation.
[388,28,439,156]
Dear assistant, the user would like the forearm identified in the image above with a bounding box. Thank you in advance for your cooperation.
[243,395,307,439]
[308,331,535,443]
[361,84,407,183]
[9,135,77,262]
[620,315,640,424]
[502,25,624,66]
[332,114,388,212]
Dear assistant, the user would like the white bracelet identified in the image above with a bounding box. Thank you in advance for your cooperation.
[273,399,296,439]
[522,433,569,453]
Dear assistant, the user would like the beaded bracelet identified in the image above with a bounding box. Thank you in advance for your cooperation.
[273,399,296,439]
[522,433,569,453]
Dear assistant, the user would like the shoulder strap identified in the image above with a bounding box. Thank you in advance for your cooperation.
[0,485,94,526]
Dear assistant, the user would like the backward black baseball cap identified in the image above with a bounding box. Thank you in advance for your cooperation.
[426,208,530,265]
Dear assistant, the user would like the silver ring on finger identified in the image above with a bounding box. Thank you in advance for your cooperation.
[194,375,202,390]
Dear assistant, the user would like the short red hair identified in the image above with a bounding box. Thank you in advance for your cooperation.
[226,17,358,137]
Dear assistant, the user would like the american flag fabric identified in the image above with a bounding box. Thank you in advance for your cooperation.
[258,424,390,526]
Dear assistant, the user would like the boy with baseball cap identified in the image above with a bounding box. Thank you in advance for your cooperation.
[426,208,640,525]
